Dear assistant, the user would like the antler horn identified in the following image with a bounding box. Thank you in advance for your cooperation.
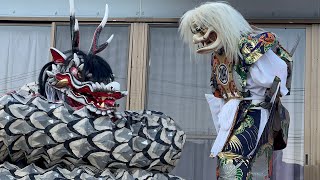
[88,4,114,55]
[289,34,301,57]
[69,0,80,52]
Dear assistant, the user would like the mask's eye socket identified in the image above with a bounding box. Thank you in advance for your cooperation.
[191,27,198,34]
[77,71,82,79]
[191,23,203,34]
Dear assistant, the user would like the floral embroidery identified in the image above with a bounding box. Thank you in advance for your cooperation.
[239,32,278,65]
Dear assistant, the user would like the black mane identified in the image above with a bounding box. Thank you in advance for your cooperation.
[38,50,114,98]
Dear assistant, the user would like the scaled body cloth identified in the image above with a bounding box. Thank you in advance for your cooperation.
[0,0,186,179]
[0,85,184,179]
[179,3,293,179]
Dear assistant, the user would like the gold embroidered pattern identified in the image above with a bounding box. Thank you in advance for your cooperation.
[228,136,243,153]
[239,32,277,65]
[234,115,254,135]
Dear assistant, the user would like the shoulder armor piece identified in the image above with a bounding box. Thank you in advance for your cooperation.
[239,32,278,64]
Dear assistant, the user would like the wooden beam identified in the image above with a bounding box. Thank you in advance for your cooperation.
[50,22,56,48]
[304,24,320,180]
[126,23,149,110]
[49,22,56,61]
[0,16,320,24]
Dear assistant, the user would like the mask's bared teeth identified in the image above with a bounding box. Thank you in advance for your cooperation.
[100,83,105,91]
[102,111,106,116]
[101,97,107,101]
[101,102,105,108]
[105,83,111,91]
[101,83,107,91]
[91,83,97,91]
[95,82,102,90]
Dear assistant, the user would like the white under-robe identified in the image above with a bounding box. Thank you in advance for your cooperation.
[206,49,288,157]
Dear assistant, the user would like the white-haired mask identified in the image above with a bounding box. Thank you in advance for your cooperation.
[179,2,253,62]
[191,21,222,54]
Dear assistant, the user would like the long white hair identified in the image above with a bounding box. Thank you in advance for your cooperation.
[179,2,253,63]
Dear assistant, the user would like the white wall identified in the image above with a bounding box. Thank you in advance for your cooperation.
[0,0,319,19]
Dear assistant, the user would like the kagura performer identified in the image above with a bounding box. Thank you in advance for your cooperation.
[0,0,185,179]
[179,2,296,179]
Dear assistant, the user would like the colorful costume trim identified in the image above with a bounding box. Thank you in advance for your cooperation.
[239,32,278,65]
[209,32,292,180]
[239,32,293,95]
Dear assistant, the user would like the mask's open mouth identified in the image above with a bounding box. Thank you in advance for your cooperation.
[53,73,127,114]
[71,87,122,108]
[192,28,221,54]
[195,31,218,54]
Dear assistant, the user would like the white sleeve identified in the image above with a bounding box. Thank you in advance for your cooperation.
[205,94,225,133]
[249,49,289,96]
